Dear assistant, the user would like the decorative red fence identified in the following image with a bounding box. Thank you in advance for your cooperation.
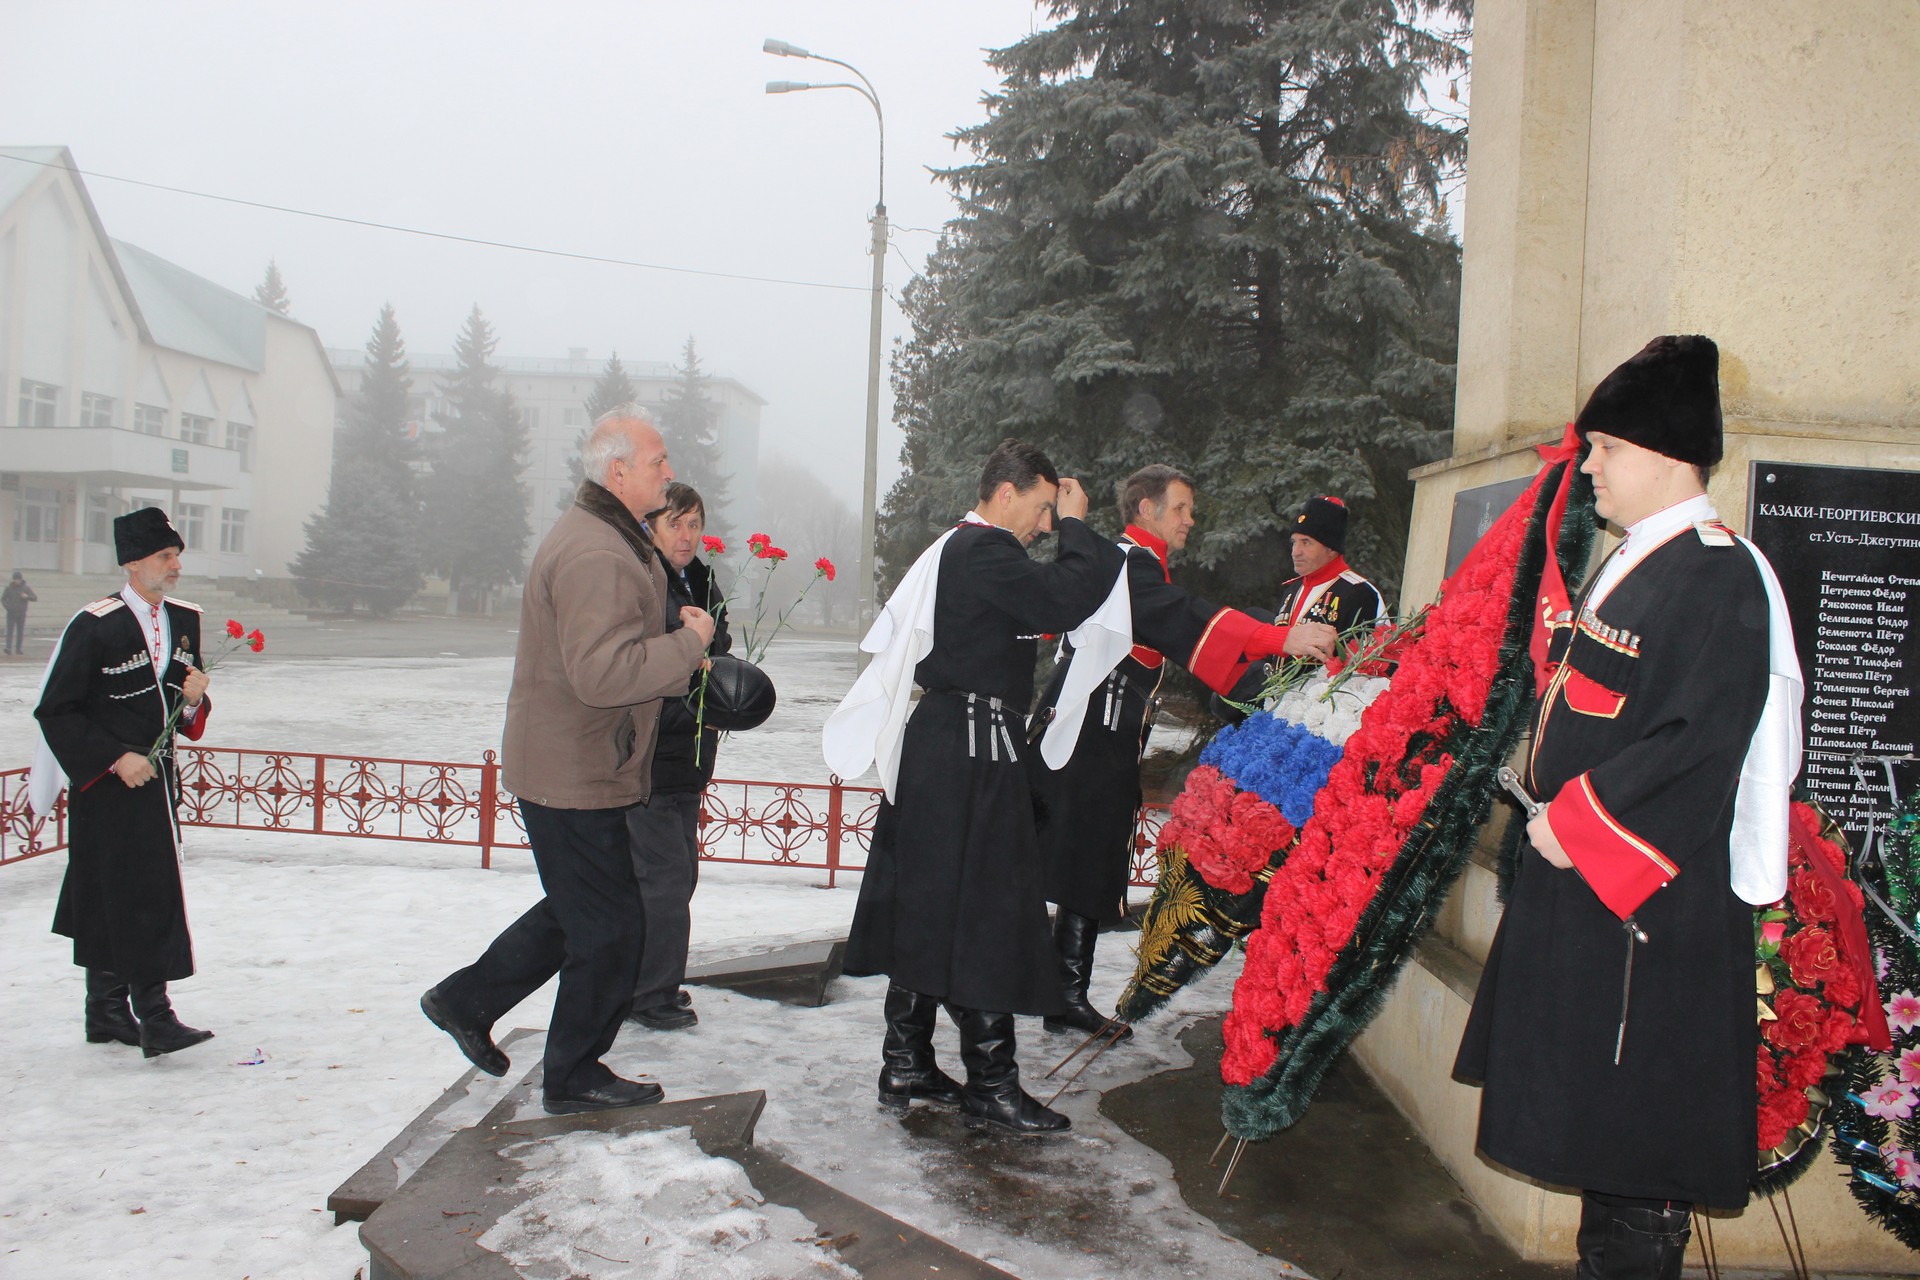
[1,749,1169,889]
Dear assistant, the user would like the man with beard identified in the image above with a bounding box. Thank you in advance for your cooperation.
[32,507,216,1057]
[1028,464,1335,1041]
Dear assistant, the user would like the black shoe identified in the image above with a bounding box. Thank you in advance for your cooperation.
[676,988,695,1010]
[542,1076,665,1115]
[879,1065,963,1110]
[627,1002,698,1031]
[84,969,141,1047]
[1044,908,1133,1043]
[420,987,508,1077]
[130,982,215,1058]
[953,1005,1071,1135]
[878,983,961,1110]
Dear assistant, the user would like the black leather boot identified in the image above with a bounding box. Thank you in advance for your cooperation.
[953,1005,1070,1134]
[877,983,963,1109]
[84,969,140,1046]
[1575,1192,1692,1280]
[1042,908,1133,1042]
[131,983,215,1059]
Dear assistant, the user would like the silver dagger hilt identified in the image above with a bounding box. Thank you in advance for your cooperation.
[1497,766,1545,818]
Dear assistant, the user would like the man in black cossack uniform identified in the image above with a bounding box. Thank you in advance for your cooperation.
[1218,494,1387,720]
[1455,336,1803,1279]
[1274,494,1385,637]
[32,507,217,1057]
[824,440,1129,1134]
[1027,465,1337,1041]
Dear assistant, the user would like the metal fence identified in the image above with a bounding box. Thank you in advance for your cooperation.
[1,748,1169,888]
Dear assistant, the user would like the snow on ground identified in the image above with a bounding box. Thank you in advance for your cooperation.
[0,638,1293,1279]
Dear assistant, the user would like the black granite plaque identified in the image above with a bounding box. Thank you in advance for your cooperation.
[1748,461,1920,846]
[1445,475,1533,577]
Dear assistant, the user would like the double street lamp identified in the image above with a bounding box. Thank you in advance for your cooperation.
[764,38,886,659]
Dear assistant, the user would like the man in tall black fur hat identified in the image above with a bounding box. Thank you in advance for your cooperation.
[1455,336,1803,1278]
[31,506,217,1057]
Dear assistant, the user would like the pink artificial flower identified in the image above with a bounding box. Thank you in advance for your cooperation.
[1887,990,1920,1036]
[1862,1081,1918,1122]
[1890,1147,1920,1191]
[1898,1045,1920,1086]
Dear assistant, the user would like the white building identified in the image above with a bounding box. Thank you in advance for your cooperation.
[327,347,764,556]
[0,147,338,581]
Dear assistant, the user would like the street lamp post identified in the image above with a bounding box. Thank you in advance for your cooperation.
[764,39,886,664]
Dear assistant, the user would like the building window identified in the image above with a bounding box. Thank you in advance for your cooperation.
[226,422,253,471]
[80,393,116,428]
[85,493,113,545]
[178,503,207,551]
[134,403,167,436]
[520,406,540,431]
[179,413,213,444]
[14,486,61,543]
[220,507,248,554]
[564,407,585,428]
[18,381,59,427]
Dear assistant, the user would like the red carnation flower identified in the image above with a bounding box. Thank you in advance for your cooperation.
[747,532,771,551]
[226,619,244,638]
[815,556,836,581]
[249,635,265,653]
[702,535,726,555]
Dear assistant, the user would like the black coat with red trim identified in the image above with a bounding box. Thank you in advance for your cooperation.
[1454,526,1770,1209]
[35,596,209,982]
[1027,536,1261,921]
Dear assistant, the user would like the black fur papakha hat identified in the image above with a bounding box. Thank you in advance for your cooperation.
[114,507,185,565]
[1574,335,1723,466]
[1292,495,1348,554]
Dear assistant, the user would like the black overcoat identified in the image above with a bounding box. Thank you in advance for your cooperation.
[844,517,1126,1014]
[650,555,733,795]
[35,596,209,982]
[1454,527,1770,1209]
[1028,539,1243,921]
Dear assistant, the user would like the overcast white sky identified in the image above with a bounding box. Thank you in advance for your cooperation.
[3,1,1050,507]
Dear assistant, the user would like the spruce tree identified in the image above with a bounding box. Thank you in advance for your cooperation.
[290,305,422,614]
[419,306,532,612]
[880,0,1469,605]
[252,259,292,314]
[656,336,729,512]
[560,352,639,510]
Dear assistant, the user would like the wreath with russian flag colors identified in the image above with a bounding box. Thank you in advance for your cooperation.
[1122,437,1599,1143]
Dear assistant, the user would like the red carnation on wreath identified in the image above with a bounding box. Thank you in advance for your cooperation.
[1753,801,1884,1154]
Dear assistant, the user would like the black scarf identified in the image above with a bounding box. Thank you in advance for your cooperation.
[574,480,658,564]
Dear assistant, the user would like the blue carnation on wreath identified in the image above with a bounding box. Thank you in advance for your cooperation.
[1201,715,1344,828]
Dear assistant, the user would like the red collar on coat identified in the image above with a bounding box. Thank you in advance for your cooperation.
[1123,525,1170,579]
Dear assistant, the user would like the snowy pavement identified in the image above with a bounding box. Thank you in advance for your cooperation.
[0,639,1293,1279]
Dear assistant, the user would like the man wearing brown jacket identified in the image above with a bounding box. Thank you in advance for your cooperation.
[422,408,714,1114]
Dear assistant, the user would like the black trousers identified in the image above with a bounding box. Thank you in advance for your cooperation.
[627,790,702,1008]
[434,799,645,1096]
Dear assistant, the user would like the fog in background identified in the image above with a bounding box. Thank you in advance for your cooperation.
[2,1,1046,510]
